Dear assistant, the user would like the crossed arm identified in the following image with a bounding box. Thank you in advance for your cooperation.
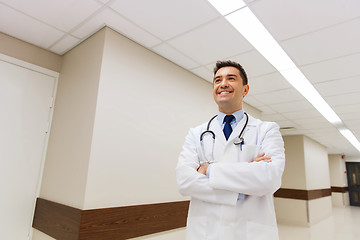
[176,122,285,206]
[197,152,272,175]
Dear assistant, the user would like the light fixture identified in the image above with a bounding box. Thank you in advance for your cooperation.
[279,68,342,124]
[208,0,360,152]
[207,0,246,15]
[339,129,360,152]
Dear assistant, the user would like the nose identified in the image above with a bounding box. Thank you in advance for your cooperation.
[219,78,229,88]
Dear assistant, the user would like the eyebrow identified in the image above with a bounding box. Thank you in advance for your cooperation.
[213,74,238,80]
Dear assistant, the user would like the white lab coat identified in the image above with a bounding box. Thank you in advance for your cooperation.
[176,113,285,240]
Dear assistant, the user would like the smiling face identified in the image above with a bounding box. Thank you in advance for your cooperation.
[213,66,249,114]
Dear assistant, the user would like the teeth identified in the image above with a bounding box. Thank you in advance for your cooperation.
[219,92,230,95]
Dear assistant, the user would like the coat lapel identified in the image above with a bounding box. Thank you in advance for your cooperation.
[209,116,226,145]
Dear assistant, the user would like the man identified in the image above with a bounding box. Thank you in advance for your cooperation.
[176,60,285,240]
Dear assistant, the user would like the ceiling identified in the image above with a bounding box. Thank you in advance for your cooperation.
[1,0,360,158]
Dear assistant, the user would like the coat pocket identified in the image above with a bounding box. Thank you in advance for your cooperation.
[239,144,260,162]
[246,221,279,240]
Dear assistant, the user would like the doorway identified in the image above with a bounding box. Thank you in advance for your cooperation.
[0,54,58,240]
[346,162,360,206]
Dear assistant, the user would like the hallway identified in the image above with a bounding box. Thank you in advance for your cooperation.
[278,206,360,240]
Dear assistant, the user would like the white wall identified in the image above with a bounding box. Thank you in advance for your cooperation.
[83,28,218,209]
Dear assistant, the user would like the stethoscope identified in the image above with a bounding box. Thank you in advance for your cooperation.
[199,112,249,164]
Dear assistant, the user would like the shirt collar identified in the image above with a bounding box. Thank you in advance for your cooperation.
[217,109,244,125]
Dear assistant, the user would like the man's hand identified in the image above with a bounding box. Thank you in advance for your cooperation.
[197,164,210,175]
[251,152,272,163]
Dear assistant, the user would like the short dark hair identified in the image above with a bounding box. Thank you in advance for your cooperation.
[213,60,248,85]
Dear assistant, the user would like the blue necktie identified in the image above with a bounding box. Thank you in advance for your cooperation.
[223,115,235,140]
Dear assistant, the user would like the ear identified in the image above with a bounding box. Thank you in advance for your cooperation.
[243,84,249,97]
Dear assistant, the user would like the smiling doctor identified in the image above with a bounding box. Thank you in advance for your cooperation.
[176,60,285,240]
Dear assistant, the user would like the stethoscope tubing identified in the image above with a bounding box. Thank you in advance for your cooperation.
[199,112,248,164]
[200,112,248,144]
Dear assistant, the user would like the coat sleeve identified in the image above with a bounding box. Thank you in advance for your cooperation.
[208,122,285,196]
[176,128,238,206]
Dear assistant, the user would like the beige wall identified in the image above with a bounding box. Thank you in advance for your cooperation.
[39,28,106,209]
[329,154,347,187]
[275,135,332,226]
[0,32,62,72]
[329,154,349,206]
[281,135,307,189]
[83,27,217,209]
[304,136,331,189]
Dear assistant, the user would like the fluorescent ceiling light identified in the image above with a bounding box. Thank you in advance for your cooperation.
[208,0,246,15]
[280,68,342,124]
[226,7,343,125]
[209,1,360,152]
[226,8,296,72]
[339,129,360,152]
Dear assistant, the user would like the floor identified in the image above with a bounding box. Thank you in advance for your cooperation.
[278,206,360,240]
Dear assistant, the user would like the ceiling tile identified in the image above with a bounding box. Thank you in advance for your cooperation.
[191,67,213,83]
[50,35,80,54]
[270,100,313,113]
[281,109,324,120]
[292,117,333,130]
[255,88,303,105]
[311,126,343,138]
[250,72,291,95]
[226,50,276,78]
[333,103,360,114]
[325,92,360,107]
[72,8,161,48]
[282,18,360,65]
[261,113,287,122]
[243,95,265,108]
[344,120,360,131]
[300,52,360,83]
[110,0,219,40]
[247,0,360,41]
[0,3,64,49]
[167,18,253,65]
[314,75,360,96]
[275,119,298,127]
[256,105,276,115]
[151,43,200,70]
[2,0,102,32]
[339,112,360,121]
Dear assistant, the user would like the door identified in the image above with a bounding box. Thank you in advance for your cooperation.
[0,55,58,240]
[346,162,360,206]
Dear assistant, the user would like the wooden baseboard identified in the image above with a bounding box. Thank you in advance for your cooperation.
[33,198,189,240]
[331,186,348,193]
[34,188,336,239]
[274,188,331,200]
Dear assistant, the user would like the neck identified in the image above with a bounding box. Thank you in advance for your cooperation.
[219,106,242,115]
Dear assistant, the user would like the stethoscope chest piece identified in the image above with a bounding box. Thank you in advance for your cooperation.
[233,137,244,145]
